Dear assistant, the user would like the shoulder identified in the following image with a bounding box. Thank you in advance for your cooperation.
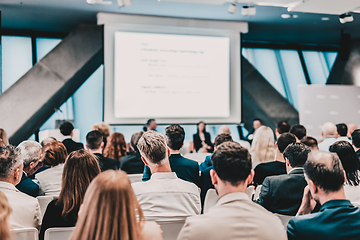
[181,156,199,166]
[176,178,200,193]
[141,221,163,240]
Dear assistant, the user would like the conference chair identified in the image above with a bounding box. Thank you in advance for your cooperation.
[275,213,293,229]
[203,189,218,213]
[253,185,262,201]
[37,195,56,219]
[183,153,211,164]
[44,227,75,240]
[11,227,38,240]
[157,220,186,240]
[127,174,143,183]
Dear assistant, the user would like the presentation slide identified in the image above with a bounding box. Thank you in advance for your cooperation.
[113,31,230,119]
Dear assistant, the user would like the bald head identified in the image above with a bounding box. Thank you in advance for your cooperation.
[322,122,337,139]
[219,125,231,135]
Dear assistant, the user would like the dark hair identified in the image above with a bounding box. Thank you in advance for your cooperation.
[214,133,233,148]
[130,131,144,152]
[254,118,262,124]
[277,121,291,134]
[283,143,310,168]
[304,151,345,192]
[0,145,21,179]
[211,142,252,186]
[86,131,103,150]
[165,125,185,150]
[42,142,68,167]
[277,133,296,153]
[336,123,348,137]
[143,119,155,131]
[290,125,307,140]
[59,122,74,136]
[329,141,360,186]
[196,121,206,133]
[300,136,318,149]
[351,129,360,148]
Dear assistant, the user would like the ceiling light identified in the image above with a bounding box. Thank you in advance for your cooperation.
[281,14,291,19]
[339,13,354,24]
[117,0,132,7]
[242,6,256,16]
[228,3,237,14]
[87,0,112,4]
[321,17,330,21]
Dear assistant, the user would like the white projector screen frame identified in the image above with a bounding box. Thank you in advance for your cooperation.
[98,13,248,125]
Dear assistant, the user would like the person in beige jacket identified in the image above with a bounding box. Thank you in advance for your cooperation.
[177,142,286,240]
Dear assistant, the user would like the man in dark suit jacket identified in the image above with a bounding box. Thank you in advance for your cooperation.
[256,143,310,216]
[60,122,84,154]
[142,125,200,187]
[86,130,118,172]
[352,129,360,160]
[120,131,145,174]
[287,151,360,239]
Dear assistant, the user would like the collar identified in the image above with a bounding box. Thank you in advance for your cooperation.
[288,167,304,175]
[23,171,28,177]
[0,181,18,192]
[216,192,249,206]
[63,136,72,140]
[320,199,353,211]
[150,172,177,180]
[170,153,182,158]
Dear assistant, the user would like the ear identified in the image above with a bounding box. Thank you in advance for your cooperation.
[275,128,279,134]
[308,179,318,195]
[85,144,90,150]
[275,142,278,149]
[14,167,22,181]
[210,169,218,187]
[343,170,347,184]
[285,157,290,167]
[100,142,105,149]
[141,156,149,166]
[167,147,171,157]
[246,169,255,186]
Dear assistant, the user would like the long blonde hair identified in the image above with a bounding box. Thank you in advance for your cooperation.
[0,191,11,240]
[69,170,144,240]
[0,129,8,147]
[250,126,276,167]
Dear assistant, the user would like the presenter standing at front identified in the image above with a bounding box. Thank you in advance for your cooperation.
[193,121,213,153]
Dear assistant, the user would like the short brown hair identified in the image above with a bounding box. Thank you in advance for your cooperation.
[301,136,318,149]
[214,133,233,147]
[130,131,144,152]
[137,131,167,165]
[42,141,68,167]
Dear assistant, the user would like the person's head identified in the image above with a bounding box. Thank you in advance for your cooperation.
[0,129,8,148]
[304,151,346,203]
[347,123,358,138]
[165,124,185,151]
[0,145,23,185]
[276,133,296,154]
[59,122,74,137]
[130,131,144,152]
[137,131,170,167]
[283,143,311,173]
[321,122,337,139]
[351,129,360,150]
[103,132,127,162]
[91,123,110,147]
[250,126,275,163]
[290,125,307,141]
[42,141,68,167]
[300,136,319,151]
[219,125,231,135]
[275,121,291,139]
[69,171,144,240]
[86,131,104,151]
[336,123,348,138]
[214,133,233,150]
[197,121,206,133]
[17,141,42,176]
[40,137,57,147]
[146,119,157,131]
[253,118,262,130]
[58,149,101,218]
[0,191,11,240]
[329,141,360,186]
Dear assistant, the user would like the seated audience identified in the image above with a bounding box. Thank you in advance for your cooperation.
[352,129,360,159]
[60,122,83,154]
[250,126,276,168]
[0,145,41,228]
[287,151,360,239]
[177,142,286,240]
[143,125,200,187]
[253,132,296,186]
[40,137,56,147]
[120,131,145,174]
[16,141,42,197]
[133,131,201,221]
[348,123,358,138]
[330,141,360,207]
[300,136,319,151]
[69,170,163,240]
[318,122,337,151]
[39,150,101,240]
[91,122,111,149]
[86,130,119,171]
[290,125,307,141]
[193,121,213,153]
[256,143,310,216]
[336,123,351,143]
[0,128,8,148]
[0,191,11,240]
[219,125,250,149]
[275,121,291,139]
[103,132,127,163]
[246,118,263,141]
[30,138,56,179]
[36,141,67,196]
[143,118,158,132]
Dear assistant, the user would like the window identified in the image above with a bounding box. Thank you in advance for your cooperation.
[303,51,337,85]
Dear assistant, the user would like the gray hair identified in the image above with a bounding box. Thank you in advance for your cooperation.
[0,145,22,179]
[137,131,168,165]
[17,141,42,167]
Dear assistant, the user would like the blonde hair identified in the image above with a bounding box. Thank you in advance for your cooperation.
[137,131,167,165]
[250,126,276,166]
[69,170,144,240]
[91,123,111,138]
[0,191,11,240]
[0,129,8,148]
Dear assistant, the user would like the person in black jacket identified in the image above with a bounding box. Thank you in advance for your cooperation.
[86,131,119,172]
[193,121,213,153]
[352,129,360,160]
[60,122,83,154]
[120,131,145,174]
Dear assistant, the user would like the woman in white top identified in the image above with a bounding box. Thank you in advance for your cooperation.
[330,141,360,206]
[250,126,276,168]
[36,141,68,196]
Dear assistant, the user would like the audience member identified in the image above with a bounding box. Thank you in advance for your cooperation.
[256,143,310,215]
[40,137,56,147]
[69,170,163,240]
[59,122,83,154]
[330,141,360,207]
[133,131,201,221]
[250,126,276,168]
[0,145,41,229]
[193,121,213,153]
[91,122,111,148]
[16,141,42,197]
[36,141,67,196]
[0,128,8,148]
[0,191,11,240]
[177,142,286,240]
[143,125,200,186]
[86,130,118,172]
[103,132,127,163]
[39,150,101,240]
[219,125,250,149]
[352,129,360,159]
[348,123,358,138]
[120,131,145,174]
[143,118,158,132]
[336,123,351,143]
[318,122,337,151]
[287,151,360,239]
[300,136,319,151]
[253,133,296,186]
[246,118,263,140]
[275,121,291,139]
[290,125,307,141]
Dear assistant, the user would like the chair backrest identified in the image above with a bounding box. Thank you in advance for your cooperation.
[246,185,255,200]
[11,228,38,240]
[203,189,218,213]
[127,174,143,183]
[37,196,56,219]
[44,227,75,240]
[157,220,186,240]
[275,213,293,229]
[183,153,211,164]
[253,185,262,201]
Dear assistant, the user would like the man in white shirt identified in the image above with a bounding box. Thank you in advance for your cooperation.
[132,131,201,222]
[318,122,337,152]
[0,145,41,229]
